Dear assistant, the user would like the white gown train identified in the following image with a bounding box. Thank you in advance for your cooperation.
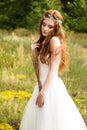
[19,57,87,130]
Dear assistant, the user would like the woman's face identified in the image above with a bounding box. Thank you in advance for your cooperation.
[41,18,54,37]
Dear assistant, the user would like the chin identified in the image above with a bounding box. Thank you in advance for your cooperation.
[42,33,48,37]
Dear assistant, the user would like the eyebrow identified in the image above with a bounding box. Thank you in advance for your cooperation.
[42,21,54,27]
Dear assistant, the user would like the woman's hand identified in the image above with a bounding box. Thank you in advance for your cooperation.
[31,42,40,51]
[36,92,45,108]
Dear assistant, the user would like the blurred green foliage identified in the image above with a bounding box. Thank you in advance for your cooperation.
[0,29,87,129]
[64,0,87,32]
[0,0,86,32]
[0,0,62,31]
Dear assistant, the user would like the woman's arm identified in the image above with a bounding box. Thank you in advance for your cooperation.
[40,36,61,94]
[36,37,61,107]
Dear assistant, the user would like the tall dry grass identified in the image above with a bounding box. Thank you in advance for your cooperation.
[0,29,87,129]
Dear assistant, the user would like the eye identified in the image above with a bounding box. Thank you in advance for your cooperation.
[48,25,54,29]
[42,22,54,29]
[42,22,46,26]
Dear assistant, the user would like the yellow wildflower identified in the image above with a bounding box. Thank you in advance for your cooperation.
[16,74,26,80]
[0,123,13,130]
[0,91,16,100]
[0,91,32,100]
[15,91,32,99]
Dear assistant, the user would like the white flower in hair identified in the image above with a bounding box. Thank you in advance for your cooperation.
[43,14,62,26]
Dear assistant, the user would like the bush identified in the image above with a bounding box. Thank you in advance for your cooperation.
[64,0,87,32]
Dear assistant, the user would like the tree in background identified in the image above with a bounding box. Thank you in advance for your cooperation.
[27,0,62,31]
[61,0,74,11]
[0,0,62,31]
[0,0,87,32]
[63,0,87,32]
[0,0,29,29]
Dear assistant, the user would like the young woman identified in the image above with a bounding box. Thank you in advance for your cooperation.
[19,10,87,130]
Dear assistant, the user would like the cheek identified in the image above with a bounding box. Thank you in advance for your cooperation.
[48,29,54,34]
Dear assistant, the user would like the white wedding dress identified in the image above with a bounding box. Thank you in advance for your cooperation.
[19,56,87,130]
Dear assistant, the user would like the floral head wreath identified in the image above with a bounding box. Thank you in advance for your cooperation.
[43,14,62,26]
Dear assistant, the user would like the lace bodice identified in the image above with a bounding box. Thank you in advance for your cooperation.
[38,56,60,84]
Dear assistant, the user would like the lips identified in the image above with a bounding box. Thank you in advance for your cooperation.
[43,31,48,35]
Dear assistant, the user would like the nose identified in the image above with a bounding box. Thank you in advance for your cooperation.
[44,26,48,31]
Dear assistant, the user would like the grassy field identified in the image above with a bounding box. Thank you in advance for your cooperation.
[0,29,87,130]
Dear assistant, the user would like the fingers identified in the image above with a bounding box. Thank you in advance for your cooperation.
[38,102,44,107]
[35,94,44,108]
[37,101,44,108]
[31,43,40,50]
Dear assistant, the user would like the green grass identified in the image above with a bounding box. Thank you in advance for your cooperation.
[62,32,87,95]
[0,30,36,93]
[0,29,87,129]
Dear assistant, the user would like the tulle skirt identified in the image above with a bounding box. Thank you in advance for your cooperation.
[19,77,87,130]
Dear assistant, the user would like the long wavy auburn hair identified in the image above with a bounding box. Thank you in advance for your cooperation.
[37,10,68,72]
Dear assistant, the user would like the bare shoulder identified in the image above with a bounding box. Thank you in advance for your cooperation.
[50,36,61,51]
